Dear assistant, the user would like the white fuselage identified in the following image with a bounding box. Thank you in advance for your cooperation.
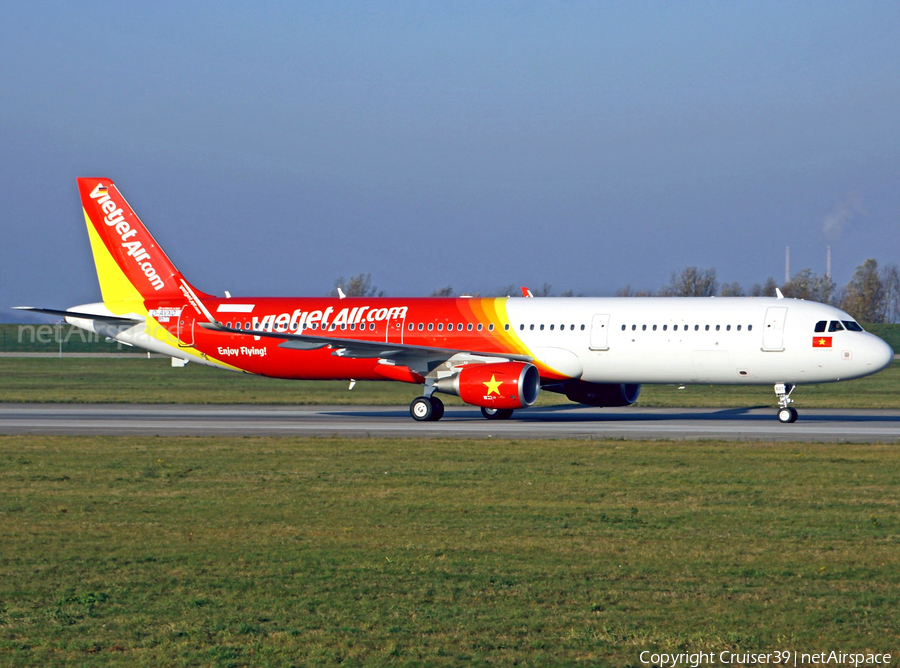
[503,297,893,385]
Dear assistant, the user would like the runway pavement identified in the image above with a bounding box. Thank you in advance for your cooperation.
[1,404,898,442]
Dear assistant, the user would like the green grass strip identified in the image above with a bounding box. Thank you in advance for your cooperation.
[0,435,897,665]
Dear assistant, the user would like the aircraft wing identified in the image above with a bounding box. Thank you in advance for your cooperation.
[13,306,143,324]
[199,321,533,364]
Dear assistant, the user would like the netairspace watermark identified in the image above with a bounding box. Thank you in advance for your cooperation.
[14,325,132,350]
[639,650,892,667]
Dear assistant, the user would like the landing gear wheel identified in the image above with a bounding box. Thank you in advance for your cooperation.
[410,396,433,421]
[430,397,445,421]
[481,407,514,420]
[778,407,798,423]
[410,396,444,422]
[774,383,798,424]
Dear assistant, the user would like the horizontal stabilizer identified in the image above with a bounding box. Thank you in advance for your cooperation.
[13,306,143,324]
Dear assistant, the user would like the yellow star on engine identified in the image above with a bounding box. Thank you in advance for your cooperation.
[483,374,503,396]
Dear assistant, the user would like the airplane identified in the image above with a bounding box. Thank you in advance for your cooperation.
[17,178,894,424]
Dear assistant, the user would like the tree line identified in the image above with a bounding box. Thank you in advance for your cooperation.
[637,259,899,324]
[331,258,900,324]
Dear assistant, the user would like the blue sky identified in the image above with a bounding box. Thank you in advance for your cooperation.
[2,1,899,317]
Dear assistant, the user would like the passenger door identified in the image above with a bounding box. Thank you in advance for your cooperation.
[589,314,610,350]
[762,307,787,351]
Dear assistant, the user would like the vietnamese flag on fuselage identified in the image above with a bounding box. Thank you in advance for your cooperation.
[813,337,833,348]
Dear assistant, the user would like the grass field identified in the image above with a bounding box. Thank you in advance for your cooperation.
[1,357,898,409]
[1,435,897,666]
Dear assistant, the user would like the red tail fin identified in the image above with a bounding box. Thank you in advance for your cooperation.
[77,178,206,304]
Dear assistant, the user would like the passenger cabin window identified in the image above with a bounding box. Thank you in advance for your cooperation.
[814,320,827,333]
[438,323,443,331]
[428,323,433,331]
[828,321,845,332]
[489,324,494,331]
[842,320,863,332]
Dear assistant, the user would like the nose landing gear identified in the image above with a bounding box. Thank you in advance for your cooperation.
[774,383,798,423]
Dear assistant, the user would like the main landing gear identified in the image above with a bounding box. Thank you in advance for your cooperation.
[481,407,514,420]
[409,397,515,422]
[410,395,444,422]
[408,388,517,422]
[774,383,798,423]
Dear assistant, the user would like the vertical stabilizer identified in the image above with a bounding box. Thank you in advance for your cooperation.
[77,178,206,310]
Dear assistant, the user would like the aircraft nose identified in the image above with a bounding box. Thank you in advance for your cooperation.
[867,335,895,372]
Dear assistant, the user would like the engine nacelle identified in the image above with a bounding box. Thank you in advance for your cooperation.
[434,361,540,410]
[563,381,641,407]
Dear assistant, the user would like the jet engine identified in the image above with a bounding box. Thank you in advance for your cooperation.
[563,381,641,407]
[435,361,540,410]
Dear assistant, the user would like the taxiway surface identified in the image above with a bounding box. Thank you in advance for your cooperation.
[1,404,898,442]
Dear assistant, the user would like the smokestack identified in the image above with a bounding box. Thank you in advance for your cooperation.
[826,246,832,281]
[785,246,790,284]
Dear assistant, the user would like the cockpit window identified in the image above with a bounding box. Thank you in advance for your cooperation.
[828,321,845,332]
[814,320,827,333]
[842,320,864,332]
